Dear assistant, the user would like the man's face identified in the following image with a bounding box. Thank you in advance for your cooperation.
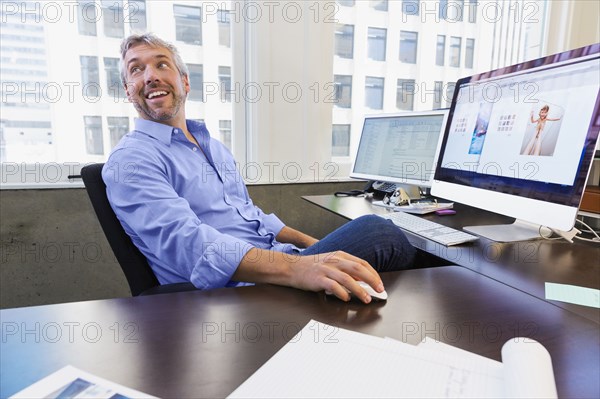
[123,44,190,125]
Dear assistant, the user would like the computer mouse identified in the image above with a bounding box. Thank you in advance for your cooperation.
[326,282,388,302]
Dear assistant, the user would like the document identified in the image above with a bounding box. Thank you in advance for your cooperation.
[373,200,454,214]
[545,282,600,308]
[228,320,557,398]
[10,365,158,399]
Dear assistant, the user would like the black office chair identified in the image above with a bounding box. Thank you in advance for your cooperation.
[81,163,197,296]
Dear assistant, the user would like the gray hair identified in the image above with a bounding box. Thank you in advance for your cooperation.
[119,33,189,86]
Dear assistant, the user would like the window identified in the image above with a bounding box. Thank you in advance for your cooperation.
[334,24,354,59]
[365,77,384,110]
[370,0,388,12]
[219,66,231,102]
[219,120,232,150]
[436,35,446,66]
[84,116,103,155]
[399,31,418,64]
[80,56,100,98]
[174,4,202,45]
[440,0,465,22]
[468,0,477,23]
[104,57,125,98]
[218,10,231,47]
[367,27,387,62]
[332,125,351,157]
[108,117,129,148]
[101,0,124,38]
[445,82,456,107]
[187,64,204,102]
[396,79,415,111]
[450,36,462,67]
[334,75,352,108]
[465,38,475,68]
[402,0,419,15]
[433,81,443,110]
[337,0,355,7]
[77,0,97,36]
[127,0,147,32]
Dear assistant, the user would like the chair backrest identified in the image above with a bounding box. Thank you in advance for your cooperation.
[81,163,160,296]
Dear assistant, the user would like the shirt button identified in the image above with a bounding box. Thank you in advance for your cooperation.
[193,147,197,151]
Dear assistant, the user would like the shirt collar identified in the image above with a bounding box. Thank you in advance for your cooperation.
[134,118,207,146]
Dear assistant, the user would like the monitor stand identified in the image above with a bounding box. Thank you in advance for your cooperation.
[463,219,544,242]
[397,184,422,200]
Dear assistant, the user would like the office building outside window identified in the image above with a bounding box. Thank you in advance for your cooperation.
[468,0,477,23]
[465,38,475,68]
[84,116,103,155]
[334,75,352,108]
[436,35,446,66]
[77,0,97,36]
[365,77,384,110]
[104,58,125,98]
[219,120,232,150]
[367,28,387,62]
[450,37,462,67]
[396,79,416,111]
[101,0,124,38]
[174,4,202,45]
[128,0,147,32]
[335,24,354,59]
[108,117,129,148]
[218,10,231,47]
[80,56,100,98]
[399,31,418,64]
[402,0,420,15]
[433,81,443,110]
[332,125,351,157]
[439,0,464,22]
[187,64,204,102]
[219,66,232,102]
[370,0,388,12]
[337,0,355,7]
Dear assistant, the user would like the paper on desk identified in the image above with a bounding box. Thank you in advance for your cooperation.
[372,200,454,215]
[10,365,158,399]
[545,282,600,308]
[228,320,557,398]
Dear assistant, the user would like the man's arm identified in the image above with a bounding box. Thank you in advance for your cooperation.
[276,226,319,248]
[232,248,384,304]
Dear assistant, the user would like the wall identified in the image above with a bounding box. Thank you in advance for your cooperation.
[0,181,364,309]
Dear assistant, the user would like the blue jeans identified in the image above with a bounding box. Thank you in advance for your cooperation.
[301,215,416,272]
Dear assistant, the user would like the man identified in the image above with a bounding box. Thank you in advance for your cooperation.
[103,33,415,304]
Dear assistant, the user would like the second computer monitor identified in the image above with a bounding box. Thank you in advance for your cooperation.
[350,110,449,198]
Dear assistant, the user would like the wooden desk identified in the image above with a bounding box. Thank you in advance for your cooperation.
[1,267,598,398]
[303,195,600,324]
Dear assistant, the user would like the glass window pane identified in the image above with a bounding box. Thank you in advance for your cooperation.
[365,76,384,110]
[433,81,443,109]
[78,0,97,36]
[127,0,147,32]
[468,0,478,23]
[399,31,418,64]
[219,66,231,102]
[436,35,445,66]
[101,0,124,38]
[332,125,351,157]
[335,24,354,59]
[218,10,231,47]
[80,56,100,97]
[174,5,202,45]
[450,36,462,67]
[336,0,355,7]
[187,64,204,102]
[466,38,475,68]
[370,0,388,12]
[396,79,415,111]
[108,117,129,148]
[84,116,103,155]
[104,57,125,98]
[334,75,352,108]
[367,27,387,62]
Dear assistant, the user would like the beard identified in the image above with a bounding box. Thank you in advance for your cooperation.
[132,84,186,122]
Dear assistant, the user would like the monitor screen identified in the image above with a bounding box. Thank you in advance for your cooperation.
[350,110,449,191]
[432,44,600,241]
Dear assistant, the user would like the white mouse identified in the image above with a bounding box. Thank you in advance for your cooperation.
[357,281,388,301]
[325,281,388,302]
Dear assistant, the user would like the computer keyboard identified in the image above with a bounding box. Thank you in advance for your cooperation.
[379,211,479,246]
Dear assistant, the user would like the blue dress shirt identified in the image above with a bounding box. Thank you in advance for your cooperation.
[103,119,298,289]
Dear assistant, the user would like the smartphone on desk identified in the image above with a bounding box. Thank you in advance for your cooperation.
[364,181,400,199]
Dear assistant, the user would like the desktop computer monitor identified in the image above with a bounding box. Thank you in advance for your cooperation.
[432,43,600,242]
[350,110,449,199]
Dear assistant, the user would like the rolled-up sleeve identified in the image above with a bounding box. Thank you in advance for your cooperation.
[103,148,253,289]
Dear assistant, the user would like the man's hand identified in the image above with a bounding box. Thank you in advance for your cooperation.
[233,248,384,304]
